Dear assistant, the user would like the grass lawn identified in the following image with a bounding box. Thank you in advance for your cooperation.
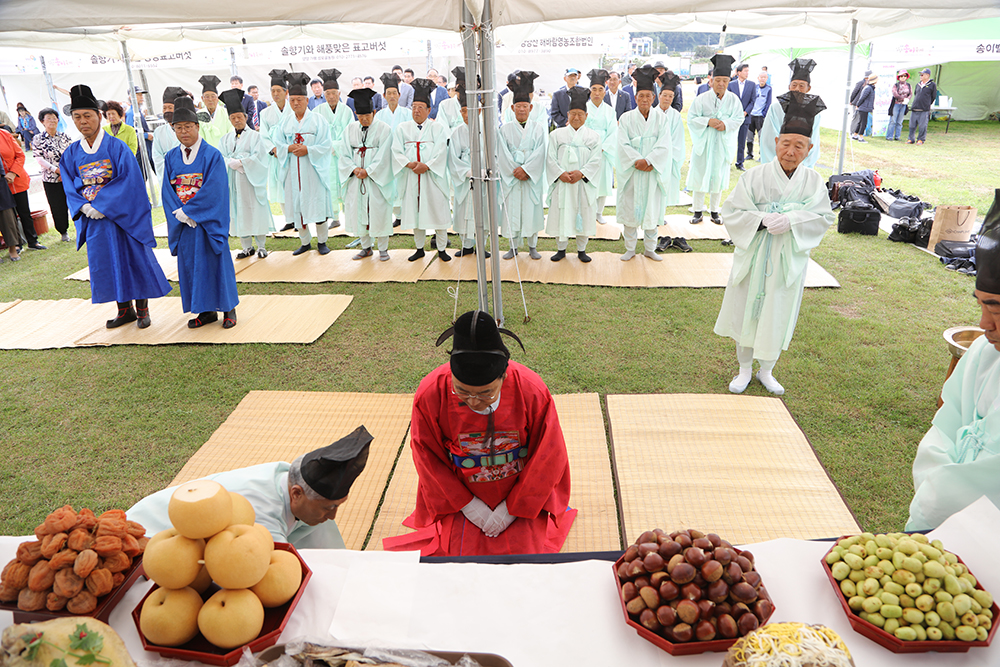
[0,114,996,542]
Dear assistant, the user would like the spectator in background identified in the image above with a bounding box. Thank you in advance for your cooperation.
[0,127,45,249]
[103,100,140,158]
[887,70,911,142]
[908,68,937,145]
[761,65,771,87]
[0,157,20,261]
[0,108,13,134]
[391,66,414,109]
[425,69,450,119]
[15,104,39,150]
[849,69,872,139]
[745,71,772,161]
[607,71,633,120]
[696,70,713,95]
[308,78,325,109]
[363,76,387,112]
[245,85,267,130]
[351,77,364,90]
[620,70,637,110]
[31,108,73,242]
[728,63,755,171]
[549,67,580,129]
[851,74,877,143]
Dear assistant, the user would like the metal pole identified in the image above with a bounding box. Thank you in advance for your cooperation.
[39,56,58,110]
[836,18,858,176]
[461,3,489,312]
[479,0,505,326]
[230,47,239,79]
[120,41,159,207]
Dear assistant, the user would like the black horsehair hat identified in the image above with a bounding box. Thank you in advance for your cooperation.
[436,310,525,386]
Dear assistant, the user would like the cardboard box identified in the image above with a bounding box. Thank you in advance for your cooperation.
[927,205,977,251]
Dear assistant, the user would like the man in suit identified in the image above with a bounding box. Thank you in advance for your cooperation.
[727,63,754,171]
[696,70,713,96]
[620,72,637,111]
[745,71,771,161]
[548,68,580,129]
[426,68,450,119]
[606,71,633,120]
[243,85,267,130]
[392,66,415,108]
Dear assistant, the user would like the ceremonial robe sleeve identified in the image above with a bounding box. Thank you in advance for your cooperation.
[496,127,520,192]
[579,132,603,183]
[719,171,767,250]
[521,125,547,184]
[239,131,273,207]
[670,112,686,170]
[545,132,563,185]
[448,126,471,195]
[424,125,451,182]
[598,106,617,162]
[365,123,395,191]
[686,97,712,157]
[390,124,411,179]
[787,172,835,256]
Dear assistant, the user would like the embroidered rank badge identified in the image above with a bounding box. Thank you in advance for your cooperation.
[454,430,525,482]
[171,173,203,204]
[79,159,113,202]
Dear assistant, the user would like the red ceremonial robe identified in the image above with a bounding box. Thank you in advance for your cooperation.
[385,361,575,556]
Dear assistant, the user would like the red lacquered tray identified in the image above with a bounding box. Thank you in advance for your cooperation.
[1,554,144,624]
[821,537,999,653]
[131,543,311,666]
[613,548,776,656]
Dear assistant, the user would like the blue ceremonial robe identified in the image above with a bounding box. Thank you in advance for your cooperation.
[60,130,171,304]
[162,139,239,314]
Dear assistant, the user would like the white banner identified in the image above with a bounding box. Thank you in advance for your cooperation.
[500,32,628,56]
[878,38,1000,65]
[240,38,427,64]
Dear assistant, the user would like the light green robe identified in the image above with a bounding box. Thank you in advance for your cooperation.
[502,103,546,129]
[375,105,410,132]
[448,123,475,237]
[908,335,1000,530]
[617,108,672,230]
[151,124,180,203]
[659,106,686,206]
[713,159,834,360]
[259,101,292,203]
[497,119,547,239]
[544,125,601,239]
[686,90,744,193]
[585,99,617,198]
[275,110,333,228]
[436,97,464,133]
[760,103,822,169]
[219,128,275,237]
[391,120,451,231]
[314,102,355,209]
[125,462,346,549]
[337,119,396,239]
[199,106,233,148]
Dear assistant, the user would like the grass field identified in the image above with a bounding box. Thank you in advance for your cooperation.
[1,113,997,541]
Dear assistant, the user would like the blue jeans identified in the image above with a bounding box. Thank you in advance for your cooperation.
[887,104,907,140]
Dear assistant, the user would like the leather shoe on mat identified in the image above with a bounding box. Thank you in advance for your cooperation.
[107,303,137,329]
[222,309,237,329]
[670,237,693,253]
[316,242,331,255]
[188,311,218,328]
[292,244,311,256]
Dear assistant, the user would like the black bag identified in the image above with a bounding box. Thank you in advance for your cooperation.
[935,239,977,258]
[838,208,880,235]
[828,171,877,209]
[888,199,926,220]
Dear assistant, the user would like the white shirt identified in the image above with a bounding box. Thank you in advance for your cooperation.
[608,90,620,111]
[737,79,747,99]
[181,136,203,165]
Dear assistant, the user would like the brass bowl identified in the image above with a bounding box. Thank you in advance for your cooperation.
[944,326,984,359]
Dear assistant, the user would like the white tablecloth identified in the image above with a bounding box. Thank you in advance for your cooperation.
[4,497,1000,667]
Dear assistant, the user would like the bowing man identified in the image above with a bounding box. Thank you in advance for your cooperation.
[714,94,833,396]
[162,96,239,330]
[218,89,275,260]
[584,68,617,224]
[196,75,233,148]
[61,84,171,330]
[392,78,452,263]
[760,59,823,169]
[338,88,396,262]
[545,86,601,263]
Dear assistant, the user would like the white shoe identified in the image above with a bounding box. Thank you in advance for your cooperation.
[729,371,752,394]
[756,371,785,395]
[620,250,636,261]
[643,250,662,262]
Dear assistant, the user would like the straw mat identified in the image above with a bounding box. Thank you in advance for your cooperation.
[232,249,434,283]
[417,252,839,288]
[606,393,860,545]
[0,298,107,350]
[600,215,731,241]
[169,390,414,551]
[365,393,620,553]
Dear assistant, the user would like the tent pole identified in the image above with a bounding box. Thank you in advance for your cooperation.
[836,18,858,176]
[230,47,239,79]
[39,56,58,110]
[120,41,158,207]
[479,0,505,326]
[462,3,489,313]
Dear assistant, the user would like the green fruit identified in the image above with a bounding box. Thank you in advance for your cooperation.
[916,594,936,612]
[925,611,941,627]
[875,534,894,549]
[849,570,867,583]
[923,577,941,594]
[826,550,842,565]
[944,552,958,565]
[918,543,942,560]
[893,570,916,586]
[977,626,989,641]
[894,627,917,641]
[926,627,943,641]
[945,574,963,596]
[955,594,974,616]
[905,583,923,598]
[940,622,956,640]
[923,561,946,579]
[863,556,880,570]
[971,599,983,614]
[876,547,894,561]
[844,553,864,570]
[848,545,866,558]
[878,560,896,575]
[902,557,923,574]
[911,534,930,545]
[884,582,905,596]
[867,612,886,628]
[862,578,881,597]
[832,562,850,581]
[955,625,978,642]
[935,591,953,603]
[841,579,857,597]
[893,552,907,569]
[962,611,979,627]
[903,608,925,625]
[938,601,957,623]
[862,597,883,613]
[880,591,900,606]
[897,539,919,556]
[881,605,903,619]
[864,566,884,580]
[883,618,900,635]
[848,595,865,611]
[961,572,978,588]
[913,624,927,641]
[978,615,992,630]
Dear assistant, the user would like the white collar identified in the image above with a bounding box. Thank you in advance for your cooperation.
[469,393,502,415]
[181,137,203,165]
[80,128,105,154]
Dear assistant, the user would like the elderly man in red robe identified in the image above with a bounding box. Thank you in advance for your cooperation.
[385,311,575,556]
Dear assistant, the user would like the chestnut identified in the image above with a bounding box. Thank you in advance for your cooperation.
[692,537,713,551]
[643,552,665,573]
[637,530,657,545]
[753,598,773,621]
[741,550,755,564]
[715,602,732,617]
[626,558,647,578]
[706,533,722,548]
[697,599,716,621]
[674,533,692,548]
[634,576,651,590]
[666,553,685,573]
[695,619,717,641]
[689,529,706,540]
[638,542,659,558]
[676,599,700,625]
[738,610,760,636]
[659,580,680,602]
[623,545,639,562]
[736,555,753,573]
[672,623,694,643]
[707,579,729,603]
[717,613,738,639]
[659,540,682,559]
[680,582,703,601]
[723,562,744,585]
[701,560,724,582]
[621,581,638,602]
[714,548,734,566]
[684,547,708,567]
[639,608,661,631]
[639,586,660,610]
[650,571,670,587]
[617,561,630,580]
[670,562,696,585]
[730,582,758,604]
[656,604,676,627]
[731,602,750,619]
[743,570,762,589]
[626,596,647,615]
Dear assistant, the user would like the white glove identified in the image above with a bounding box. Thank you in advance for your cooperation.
[174,208,197,228]
[481,499,516,538]
[81,204,105,219]
[460,497,492,531]
[764,213,791,236]
[226,158,244,173]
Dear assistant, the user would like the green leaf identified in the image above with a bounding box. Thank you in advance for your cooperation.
[75,655,97,666]
[67,625,102,654]
[50,659,68,667]
[22,633,43,661]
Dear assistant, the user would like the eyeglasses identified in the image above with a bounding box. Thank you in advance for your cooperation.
[451,381,502,402]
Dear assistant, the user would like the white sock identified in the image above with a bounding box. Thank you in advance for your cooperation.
[729,369,753,394]
[756,369,785,395]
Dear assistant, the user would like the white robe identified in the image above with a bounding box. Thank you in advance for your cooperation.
[544,125,602,239]
[391,120,451,231]
[275,110,333,228]
[617,108,672,230]
[151,124,179,203]
[497,119,547,240]
[314,102,355,209]
[337,119,396,240]
[259,101,292,203]
[713,159,834,360]
[448,122,475,237]
[760,103,822,169]
[375,105,411,132]
[908,335,1000,530]
[585,99,617,199]
[659,105,686,206]
[686,90,745,194]
[219,128,275,237]
[436,96,465,133]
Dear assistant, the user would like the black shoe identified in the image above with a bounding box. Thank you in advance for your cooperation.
[280,222,295,231]
[710,212,722,225]
[456,247,476,257]
[222,309,237,329]
[408,248,426,262]
[257,248,269,258]
[107,302,137,329]
[27,243,46,250]
[60,233,70,243]
[135,299,150,329]
[721,239,734,247]
[577,251,592,263]
[656,236,672,252]
[188,311,218,328]
[236,248,255,259]
[689,212,703,224]
[438,250,452,262]
[316,242,330,255]
[550,250,566,262]
[292,243,311,256]
[393,218,402,227]
[736,164,746,172]
[670,237,693,253]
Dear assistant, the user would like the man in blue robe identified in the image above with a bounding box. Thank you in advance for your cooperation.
[162,96,239,329]
[61,84,171,329]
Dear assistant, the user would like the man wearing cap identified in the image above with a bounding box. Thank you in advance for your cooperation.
[728,63,755,172]
[338,88,395,262]
[127,426,374,549]
[276,72,334,256]
[545,87,601,263]
[389,311,574,556]
[61,84,172,329]
[714,92,834,396]
[196,75,233,148]
[887,70,912,142]
[392,78,452,263]
[687,54,744,226]
[162,96,239,330]
[218,89,275,260]
[908,68,937,145]
[760,59,822,168]
[260,69,293,227]
[906,191,1000,530]
[498,71,546,261]
[745,71,772,162]
[549,68,580,129]
[314,69,354,228]
[151,87,185,202]
[617,66,671,262]
[436,67,466,132]
[584,69,617,225]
